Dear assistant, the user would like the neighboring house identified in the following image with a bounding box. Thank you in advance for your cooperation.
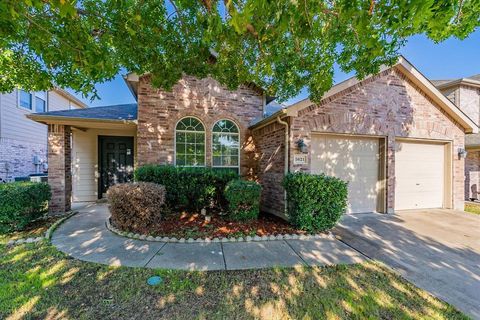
[28,56,477,217]
[432,76,480,200]
[0,88,87,181]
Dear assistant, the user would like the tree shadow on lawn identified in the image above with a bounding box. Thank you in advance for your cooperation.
[0,241,467,320]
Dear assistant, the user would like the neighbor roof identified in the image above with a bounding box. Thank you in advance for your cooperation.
[250,56,478,134]
[27,103,137,122]
[432,74,480,90]
[52,87,88,109]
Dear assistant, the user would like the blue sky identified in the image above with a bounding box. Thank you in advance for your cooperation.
[72,29,480,107]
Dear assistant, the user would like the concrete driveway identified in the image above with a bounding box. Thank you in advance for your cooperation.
[334,209,480,319]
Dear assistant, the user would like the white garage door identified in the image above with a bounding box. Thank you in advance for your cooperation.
[395,141,445,210]
[311,135,380,214]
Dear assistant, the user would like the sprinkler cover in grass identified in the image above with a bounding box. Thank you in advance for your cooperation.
[147,276,163,286]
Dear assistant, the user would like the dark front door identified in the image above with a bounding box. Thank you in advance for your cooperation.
[99,136,134,198]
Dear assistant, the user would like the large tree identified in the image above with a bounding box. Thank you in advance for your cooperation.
[1,0,479,101]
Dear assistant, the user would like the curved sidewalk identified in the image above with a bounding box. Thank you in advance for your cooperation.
[51,203,365,270]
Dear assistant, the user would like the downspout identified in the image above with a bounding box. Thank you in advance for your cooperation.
[276,116,289,216]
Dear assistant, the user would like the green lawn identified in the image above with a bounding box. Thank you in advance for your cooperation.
[0,241,467,320]
[0,215,64,245]
[464,202,480,215]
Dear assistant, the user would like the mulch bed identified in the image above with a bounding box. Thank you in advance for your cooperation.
[128,211,307,239]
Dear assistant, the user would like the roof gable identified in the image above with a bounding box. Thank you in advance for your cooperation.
[252,56,478,133]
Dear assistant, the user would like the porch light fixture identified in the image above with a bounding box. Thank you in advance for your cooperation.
[458,148,468,159]
[296,139,308,153]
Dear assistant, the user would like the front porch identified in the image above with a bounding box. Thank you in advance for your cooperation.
[27,104,138,214]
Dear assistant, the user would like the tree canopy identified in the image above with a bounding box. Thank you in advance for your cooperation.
[1,0,479,101]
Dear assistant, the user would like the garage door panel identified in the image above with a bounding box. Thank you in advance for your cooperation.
[312,135,380,214]
[395,141,445,210]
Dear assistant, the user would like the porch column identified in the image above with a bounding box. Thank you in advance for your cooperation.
[48,124,72,214]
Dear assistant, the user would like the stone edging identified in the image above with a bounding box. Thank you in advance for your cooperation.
[6,236,44,246]
[45,211,78,240]
[6,211,77,246]
[106,217,334,243]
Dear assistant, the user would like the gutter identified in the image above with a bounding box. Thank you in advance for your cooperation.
[276,116,290,217]
[251,113,290,216]
[249,108,287,130]
[26,114,137,125]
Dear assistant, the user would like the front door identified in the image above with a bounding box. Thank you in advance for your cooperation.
[99,136,134,198]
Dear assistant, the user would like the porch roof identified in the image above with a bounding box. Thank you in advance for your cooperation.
[27,103,137,122]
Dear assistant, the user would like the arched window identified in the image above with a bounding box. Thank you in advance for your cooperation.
[175,117,205,166]
[212,120,240,171]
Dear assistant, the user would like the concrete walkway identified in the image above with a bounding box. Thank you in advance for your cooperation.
[52,203,365,270]
[334,209,480,320]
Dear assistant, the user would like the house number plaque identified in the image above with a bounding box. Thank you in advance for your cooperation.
[293,154,308,165]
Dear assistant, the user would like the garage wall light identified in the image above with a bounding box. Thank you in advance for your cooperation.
[458,148,468,159]
[296,139,308,153]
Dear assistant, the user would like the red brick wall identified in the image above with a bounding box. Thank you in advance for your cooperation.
[465,150,480,200]
[288,68,465,213]
[48,124,72,214]
[136,75,263,176]
[251,121,287,216]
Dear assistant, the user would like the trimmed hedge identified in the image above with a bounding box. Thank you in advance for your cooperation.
[0,182,51,233]
[107,182,166,233]
[282,172,348,232]
[224,179,261,221]
[134,165,238,211]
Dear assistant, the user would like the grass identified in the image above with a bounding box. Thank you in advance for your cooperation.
[0,215,64,245]
[0,241,468,320]
[464,202,480,215]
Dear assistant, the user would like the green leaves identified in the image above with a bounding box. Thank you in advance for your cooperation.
[283,172,348,232]
[1,0,479,101]
[0,182,51,233]
[224,179,261,221]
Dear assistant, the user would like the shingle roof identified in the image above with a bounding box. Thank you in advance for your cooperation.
[430,79,455,87]
[33,103,137,121]
[431,74,480,89]
[468,74,480,81]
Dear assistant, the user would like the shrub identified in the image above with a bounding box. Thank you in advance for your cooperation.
[134,165,238,211]
[0,182,51,233]
[282,172,348,232]
[224,179,262,221]
[107,182,166,233]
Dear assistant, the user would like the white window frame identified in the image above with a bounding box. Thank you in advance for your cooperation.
[17,89,48,112]
[174,116,207,167]
[211,119,240,173]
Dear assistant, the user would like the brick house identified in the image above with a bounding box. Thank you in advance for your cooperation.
[0,88,86,182]
[28,56,477,217]
[431,76,480,201]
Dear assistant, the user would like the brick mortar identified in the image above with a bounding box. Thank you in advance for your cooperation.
[0,137,47,180]
[136,75,263,177]
[288,68,465,213]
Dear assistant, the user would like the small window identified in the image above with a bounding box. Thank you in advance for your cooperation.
[18,90,47,112]
[19,90,32,110]
[35,92,47,112]
[212,120,240,172]
[175,117,205,166]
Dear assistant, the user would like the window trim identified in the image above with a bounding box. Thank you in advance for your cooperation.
[174,116,207,167]
[18,89,33,110]
[211,119,240,173]
[17,89,48,112]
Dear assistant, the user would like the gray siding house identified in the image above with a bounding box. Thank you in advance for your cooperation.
[0,88,86,181]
